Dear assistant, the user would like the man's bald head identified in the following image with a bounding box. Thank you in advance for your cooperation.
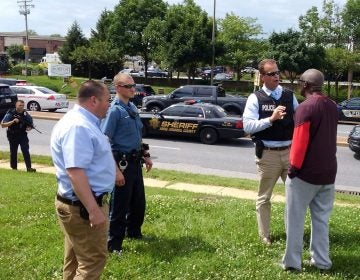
[299,69,324,92]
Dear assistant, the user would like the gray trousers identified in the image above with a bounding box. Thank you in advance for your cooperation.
[282,177,335,270]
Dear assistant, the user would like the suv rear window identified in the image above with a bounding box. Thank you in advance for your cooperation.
[0,86,14,95]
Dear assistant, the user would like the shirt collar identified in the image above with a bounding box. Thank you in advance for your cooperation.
[262,85,283,97]
[73,104,101,127]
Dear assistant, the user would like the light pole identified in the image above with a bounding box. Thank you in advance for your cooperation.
[210,0,216,86]
[18,0,34,78]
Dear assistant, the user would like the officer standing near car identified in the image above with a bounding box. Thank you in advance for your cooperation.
[243,59,298,245]
[1,100,36,172]
[102,73,153,254]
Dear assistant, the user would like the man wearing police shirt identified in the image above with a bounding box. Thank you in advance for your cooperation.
[243,59,298,245]
[1,100,36,172]
[102,73,153,254]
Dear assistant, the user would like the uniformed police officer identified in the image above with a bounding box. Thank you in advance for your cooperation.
[1,100,36,172]
[102,73,153,254]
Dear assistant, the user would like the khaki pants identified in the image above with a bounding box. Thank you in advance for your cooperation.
[55,199,109,280]
[255,148,289,238]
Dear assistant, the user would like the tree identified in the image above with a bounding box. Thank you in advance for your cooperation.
[90,9,114,42]
[71,41,123,79]
[108,0,167,78]
[342,0,360,98]
[267,29,325,82]
[59,21,88,65]
[157,0,213,81]
[324,47,351,98]
[218,13,263,81]
[7,45,25,63]
[343,0,360,49]
[299,0,347,48]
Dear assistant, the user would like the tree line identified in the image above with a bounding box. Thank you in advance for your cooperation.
[11,0,360,97]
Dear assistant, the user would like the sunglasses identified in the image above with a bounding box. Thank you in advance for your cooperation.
[116,83,136,89]
[264,70,281,76]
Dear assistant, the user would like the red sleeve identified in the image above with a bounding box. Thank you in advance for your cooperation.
[290,121,310,169]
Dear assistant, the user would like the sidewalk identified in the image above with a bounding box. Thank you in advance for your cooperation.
[0,159,274,202]
[1,160,358,207]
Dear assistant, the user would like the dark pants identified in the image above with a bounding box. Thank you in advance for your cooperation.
[108,160,146,251]
[7,133,32,169]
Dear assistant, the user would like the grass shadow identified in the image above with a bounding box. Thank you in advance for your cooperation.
[126,234,216,261]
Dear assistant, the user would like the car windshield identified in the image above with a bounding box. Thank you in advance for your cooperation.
[36,87,58,95]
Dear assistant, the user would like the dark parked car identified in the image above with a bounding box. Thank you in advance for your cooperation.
[0,83,18,118]
[337,97,360,122]
[140,101,246,144]
[348,125,360,156]
[0,78,17,86]
[108,83,155,107]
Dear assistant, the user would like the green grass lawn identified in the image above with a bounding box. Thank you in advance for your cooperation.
[0,169,359,280]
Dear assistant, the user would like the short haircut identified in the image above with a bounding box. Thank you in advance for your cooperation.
[113,73,131,86]
[77,80,106,103]
[258,59,277,74]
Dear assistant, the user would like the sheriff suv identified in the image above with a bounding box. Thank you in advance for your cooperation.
[0,83,18,118]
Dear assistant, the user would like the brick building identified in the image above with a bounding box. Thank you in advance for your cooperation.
[0,32,65,62]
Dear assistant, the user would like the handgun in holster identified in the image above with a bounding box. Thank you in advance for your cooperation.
[254,139,265,159]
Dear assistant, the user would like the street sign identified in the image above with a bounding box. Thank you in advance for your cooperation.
[48,63,71,77]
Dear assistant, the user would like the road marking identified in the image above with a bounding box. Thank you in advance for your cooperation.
[150,145,180,150]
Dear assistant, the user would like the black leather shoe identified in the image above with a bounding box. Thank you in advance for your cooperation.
[27,168,36,172]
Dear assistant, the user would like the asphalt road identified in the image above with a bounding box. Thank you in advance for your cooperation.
[0,117,358,193]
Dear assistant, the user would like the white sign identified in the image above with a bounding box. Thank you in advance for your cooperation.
[48,63,71,77]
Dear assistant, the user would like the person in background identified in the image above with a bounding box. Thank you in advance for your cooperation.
[242,59,298,245]
[1,100,36,172]
[51,80,122,280]
[282,69,338,272]
[102,73,153,254]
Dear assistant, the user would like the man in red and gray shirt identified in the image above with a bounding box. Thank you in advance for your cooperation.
[282,69,338,272]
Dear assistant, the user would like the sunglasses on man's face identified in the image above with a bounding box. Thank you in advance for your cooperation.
[264,70,281,76]
[116,83,136,89]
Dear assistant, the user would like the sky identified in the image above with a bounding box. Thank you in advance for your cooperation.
[0,0,347,38]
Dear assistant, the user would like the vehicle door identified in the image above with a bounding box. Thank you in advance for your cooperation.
[340,98,360,121]
[170,106,204,136]
[168,87,194,105]
[145,105,186,135]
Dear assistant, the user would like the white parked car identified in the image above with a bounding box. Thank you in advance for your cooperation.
[10,86,69,112]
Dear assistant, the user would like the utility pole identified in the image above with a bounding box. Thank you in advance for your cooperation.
[18,0,34,78]
[210,0,216,86]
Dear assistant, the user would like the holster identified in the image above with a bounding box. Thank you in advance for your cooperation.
[254,140,265,159]
[79,193,109,220]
